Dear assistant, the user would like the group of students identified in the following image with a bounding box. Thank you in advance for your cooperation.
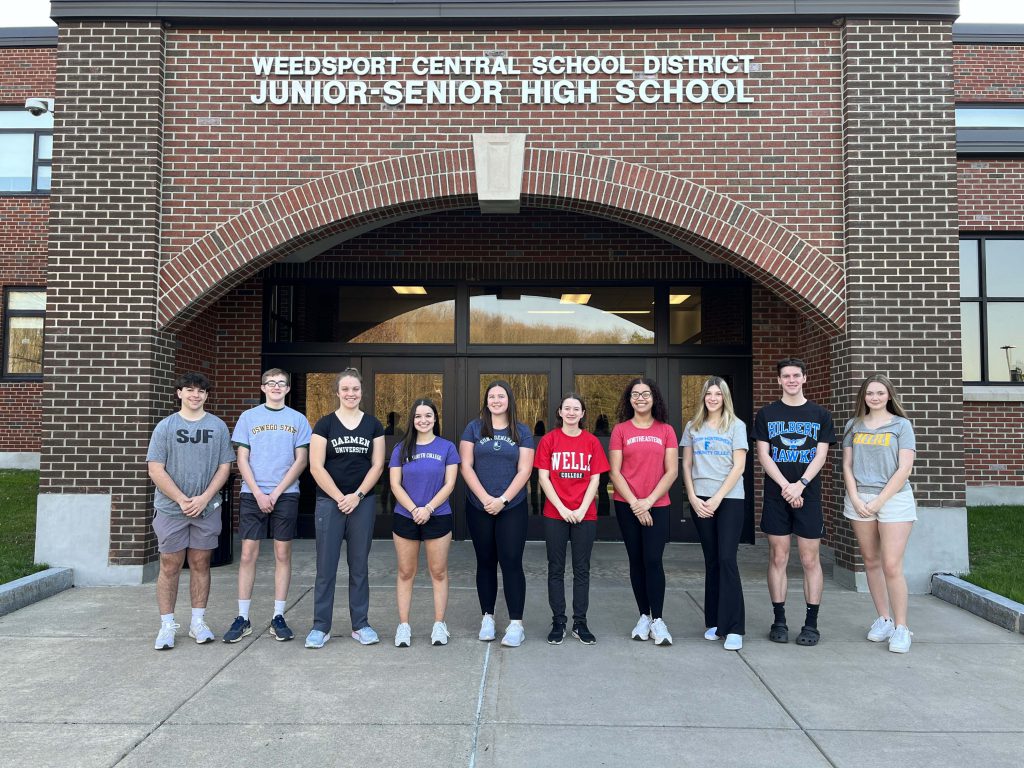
[146,357,919,655]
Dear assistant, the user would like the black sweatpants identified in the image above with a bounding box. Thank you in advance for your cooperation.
[467,499,528,620]
[615,500,670,619]
[692,496,745,636]
[544,516,597,624]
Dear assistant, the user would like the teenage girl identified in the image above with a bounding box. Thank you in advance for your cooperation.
[534,392,610,645]
[460,380,535,647]
[681,376,748,651]
[608,377,678,646]
[842,374,917,653]
[389,398,460,648]
[306,367,385,649]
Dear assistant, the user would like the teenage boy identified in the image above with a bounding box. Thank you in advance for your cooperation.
[754,358,835,647]
[148,372,234,650]
[224,368,312,642]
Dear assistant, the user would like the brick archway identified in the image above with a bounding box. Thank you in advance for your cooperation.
[159,148,844,334]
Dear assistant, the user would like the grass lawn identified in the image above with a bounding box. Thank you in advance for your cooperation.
[963,505,1024,605]
[0,470,46,585]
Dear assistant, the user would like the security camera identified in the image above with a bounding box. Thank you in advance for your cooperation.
[25,98,54,117]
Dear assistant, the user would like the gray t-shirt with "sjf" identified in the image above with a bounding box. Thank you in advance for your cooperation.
[147,412,234,517]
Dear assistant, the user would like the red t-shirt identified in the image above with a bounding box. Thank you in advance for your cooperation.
[609,420,678,507]
[533,429,610,521]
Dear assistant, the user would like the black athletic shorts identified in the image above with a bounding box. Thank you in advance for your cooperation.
[393,512,453,541]
[239,492,300,541]
[759,495,824,540]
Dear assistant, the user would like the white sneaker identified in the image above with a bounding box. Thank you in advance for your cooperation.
[723,634,743,651]
[650,618,673,646]
[431,621,450,646]
[704,626,719,640]
[631,613,652,641]
[351,626,380,645]
[188,619,215,644]
[867,616,895,642]
[501,622,525,647]
[888,624,913,654]
[394,622,411,648]
[154,621,179,650]
[479,614,496,642]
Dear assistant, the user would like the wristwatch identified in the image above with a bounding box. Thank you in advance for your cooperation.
[500,495,509,507]
[356,490,365,499]
[799,477,810,487]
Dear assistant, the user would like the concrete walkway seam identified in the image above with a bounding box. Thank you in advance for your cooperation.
[468,642,492,768]
[930,573,1024,634]
[0,567,73,617]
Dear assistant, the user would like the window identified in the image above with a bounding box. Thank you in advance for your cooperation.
[0,107,53,193]
[956,105,1024,156]
[961,238,1024,383]
[3,288,46,378]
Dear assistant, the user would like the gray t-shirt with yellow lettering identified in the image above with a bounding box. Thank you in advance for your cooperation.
[842,415,916,494]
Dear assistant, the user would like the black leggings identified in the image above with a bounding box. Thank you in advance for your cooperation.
[692,497,745,635]
[467,499,528,620]
[615,500,670,619]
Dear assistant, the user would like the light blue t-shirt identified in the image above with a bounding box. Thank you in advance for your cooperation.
[231,405,312,494]
[680,418,748,500]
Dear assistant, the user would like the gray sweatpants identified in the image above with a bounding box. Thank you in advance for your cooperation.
[312,494,375,633]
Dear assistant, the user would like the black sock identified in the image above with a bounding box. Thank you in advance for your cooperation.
[805,603,820,629]
[772,602,786,625]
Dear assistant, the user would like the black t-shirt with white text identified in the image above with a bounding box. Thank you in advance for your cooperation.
[753,399,836,503]
[312,412,385,496]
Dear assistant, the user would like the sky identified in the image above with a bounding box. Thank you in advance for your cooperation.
[2,0,1024,27]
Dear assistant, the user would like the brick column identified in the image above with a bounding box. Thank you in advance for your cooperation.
[833,18,968,592]
[35,21,173,585]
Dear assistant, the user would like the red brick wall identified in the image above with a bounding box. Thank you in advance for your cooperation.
[953,43,1024,101]
[959,159,1024,230]
[964,401,1024,487]
[0,44,53,452]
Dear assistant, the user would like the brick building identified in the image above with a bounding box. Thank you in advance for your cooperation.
[0,1,1020,586]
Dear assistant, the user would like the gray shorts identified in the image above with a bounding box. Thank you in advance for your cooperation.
[239,492,300,541]
[153,510,222,553]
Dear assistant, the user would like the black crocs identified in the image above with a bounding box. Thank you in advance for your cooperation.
[769,622,789,643]
[796,625,820,646]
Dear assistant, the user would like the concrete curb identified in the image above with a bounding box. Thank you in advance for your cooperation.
[0,567,74,617]
[931,573,1024,634]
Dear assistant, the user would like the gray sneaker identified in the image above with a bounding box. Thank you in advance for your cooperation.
[431,621,450,646]
[352,626,380,645]
[154,621,179,650]
[867,616,895,642]
[188,619,215,644]
[394,622,411,648]
[888,624,913,654]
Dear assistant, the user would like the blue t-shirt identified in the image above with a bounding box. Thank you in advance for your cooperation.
[460,419,535,510]
[388,436,460,518]
[231,404,312,495]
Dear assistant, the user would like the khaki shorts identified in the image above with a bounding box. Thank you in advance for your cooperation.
[153,509,222,553]
[843,489,917,523]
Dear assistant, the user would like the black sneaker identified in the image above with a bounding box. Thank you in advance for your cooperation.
[572,621,597,645]
[547,620,566,645]
[223,615,252,643]
[270,614,294,641]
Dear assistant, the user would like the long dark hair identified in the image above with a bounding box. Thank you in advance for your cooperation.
[615,377,668,424]
[400,398,441,464]
[479,379,521,444]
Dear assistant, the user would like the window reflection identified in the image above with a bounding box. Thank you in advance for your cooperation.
[469,287,654,344]
[961,304,981,382]
[984,240,1024,298]
[960,240,979,298]
[986,304,1024,382]
[669,285,747,345]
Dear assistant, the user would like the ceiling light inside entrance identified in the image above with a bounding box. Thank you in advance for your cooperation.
[560,293,592,304]
[393,286,427,295]
[669,294,691,304]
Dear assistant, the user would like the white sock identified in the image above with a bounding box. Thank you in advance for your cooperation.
[509,619,523,627]
[191,608,205,625]
[274,600,287,617]
[239,599,251,620]
[161,613,174,625]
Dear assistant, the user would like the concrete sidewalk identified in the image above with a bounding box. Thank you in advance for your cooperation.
[1,540,1021,768]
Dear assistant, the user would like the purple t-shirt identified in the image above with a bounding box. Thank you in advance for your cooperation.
[388,436,461,518]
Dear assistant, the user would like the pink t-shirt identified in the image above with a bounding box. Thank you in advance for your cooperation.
[609,420,678,507]
[533,429,610,521]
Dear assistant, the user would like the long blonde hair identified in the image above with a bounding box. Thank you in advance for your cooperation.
[849,373,908,423]
[688,376,737,434]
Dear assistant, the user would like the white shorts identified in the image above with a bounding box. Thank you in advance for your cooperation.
[843,489,917,523]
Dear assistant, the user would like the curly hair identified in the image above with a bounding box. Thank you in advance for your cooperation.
[615,377,668,424]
